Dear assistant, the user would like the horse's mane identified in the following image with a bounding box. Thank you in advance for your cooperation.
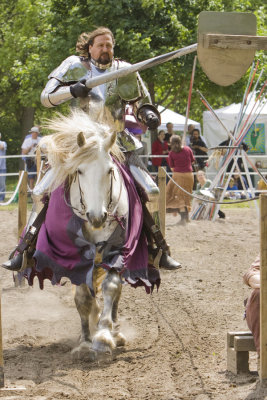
[40,109,124,192]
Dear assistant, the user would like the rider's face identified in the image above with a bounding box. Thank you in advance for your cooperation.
[89,34,114,65]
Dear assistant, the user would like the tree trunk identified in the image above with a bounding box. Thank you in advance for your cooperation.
[21,106,35,139]
[19,106,35,169]
[148,82,155,104]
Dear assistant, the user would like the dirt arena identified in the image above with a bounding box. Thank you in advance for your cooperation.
[0,206,266,400]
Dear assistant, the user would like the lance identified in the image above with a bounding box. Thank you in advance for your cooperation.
[85,43,198,89]
[84,12,266,90]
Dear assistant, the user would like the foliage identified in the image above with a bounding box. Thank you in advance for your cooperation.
[0,0,266,164]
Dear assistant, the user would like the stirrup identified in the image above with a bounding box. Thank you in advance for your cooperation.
[2,251,33,272]
[150,247,181,270]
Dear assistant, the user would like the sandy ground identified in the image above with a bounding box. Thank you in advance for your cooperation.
[0,205,266,400]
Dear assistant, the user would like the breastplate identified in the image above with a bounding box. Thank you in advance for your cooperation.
[54,56,141,132]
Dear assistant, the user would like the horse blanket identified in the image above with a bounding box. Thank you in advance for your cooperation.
[22,162,160,294]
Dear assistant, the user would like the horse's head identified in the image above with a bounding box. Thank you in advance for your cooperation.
[70,131,118,229]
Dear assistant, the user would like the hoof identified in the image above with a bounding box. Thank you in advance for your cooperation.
[92,329,116,357]
[71,341,96,361]
[114,332,126,347]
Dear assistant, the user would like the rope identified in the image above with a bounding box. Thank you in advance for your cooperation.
[164,170,258,205]
[0,171,25,206]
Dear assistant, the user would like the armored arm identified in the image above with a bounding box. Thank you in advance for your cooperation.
[41,79,73,108]
[40,55,89,108]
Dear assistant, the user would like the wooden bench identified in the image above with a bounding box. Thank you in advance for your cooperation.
[227,331,256,374]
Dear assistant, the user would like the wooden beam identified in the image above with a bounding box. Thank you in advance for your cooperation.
[234,336,256,352]
[158,167,166,237]
[227,331,253,348]
[0,291,4,388]
[18,171,28,240]
[260,194,267,382]
[201,34,267,50]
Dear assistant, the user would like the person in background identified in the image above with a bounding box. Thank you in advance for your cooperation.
[194,170,212,195]
[165,122,175,149]
[219,138,249,173]
[225,177,239,199]
[190,128,208,170]
[243,254,260,355]
[0,133,7,202]
[166,135,195,225]
[232,168,250,199]
[151,130,169,172]
[185,124,195,146]
[21,126,41,190]
[256,175,267,196]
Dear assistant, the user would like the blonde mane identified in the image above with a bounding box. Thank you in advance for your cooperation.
[39,110,124,191]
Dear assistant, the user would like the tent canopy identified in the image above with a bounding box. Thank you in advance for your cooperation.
[158,106,201,133]
[203,100,267,148]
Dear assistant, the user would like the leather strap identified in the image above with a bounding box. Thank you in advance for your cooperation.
[142,203,169,253]
[16,198,49,254]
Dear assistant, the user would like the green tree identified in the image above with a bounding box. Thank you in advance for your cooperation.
[0,0,265,164]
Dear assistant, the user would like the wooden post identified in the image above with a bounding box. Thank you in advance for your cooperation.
[158,167,166,237]
[18,171,28,239]
[36,148,41,178]
[260,194,267,383]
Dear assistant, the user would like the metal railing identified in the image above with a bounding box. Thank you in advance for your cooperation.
[0,153,267,202]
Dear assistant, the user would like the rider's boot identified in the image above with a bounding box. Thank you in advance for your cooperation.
[1,196,49,272]
[160,251,181,270]
[149,247,181,270]
[142,204,181,270]
[2,253,23,271]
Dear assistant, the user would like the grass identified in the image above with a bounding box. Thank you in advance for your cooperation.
[0,176,32,211]
[221,198,259,209]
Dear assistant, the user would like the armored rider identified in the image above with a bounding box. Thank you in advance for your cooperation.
[2,27,180,271]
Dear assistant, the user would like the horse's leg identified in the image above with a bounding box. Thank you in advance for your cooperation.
[92,269,121,355]
[111,282,126,347]
[71,284,100,360]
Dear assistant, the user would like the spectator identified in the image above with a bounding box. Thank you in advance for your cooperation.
[151,130,169,172]
[0,133,7,201]
[243,254,260,354]
[190,128,208,170]
[166,135,195,225]
[233,169,248,190]
[194,170,212,195]
[21,126,41,190]
[185,124,195,146]
[165,122,175,148]
[232,169,251,199]
[256,175,267,196]
[191,170,225,219]
[224,177,239,199]
[219,138,248,173]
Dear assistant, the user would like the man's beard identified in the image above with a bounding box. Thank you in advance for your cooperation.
[97,53,111,65]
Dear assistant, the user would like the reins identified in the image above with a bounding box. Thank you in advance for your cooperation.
[63,172,86,216]
[64,165,124,225]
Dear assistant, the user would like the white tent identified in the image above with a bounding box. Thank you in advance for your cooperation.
[158,105,201,133]
[203,100,267,149]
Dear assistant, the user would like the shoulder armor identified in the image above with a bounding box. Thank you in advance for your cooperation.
[48,55,89,83]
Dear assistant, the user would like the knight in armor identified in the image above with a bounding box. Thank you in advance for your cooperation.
[2,27,180,271]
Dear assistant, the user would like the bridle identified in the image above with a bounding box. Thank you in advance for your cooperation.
[64,165,124,224]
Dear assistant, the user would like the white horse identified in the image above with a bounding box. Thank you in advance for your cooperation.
[40,110,132,360]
